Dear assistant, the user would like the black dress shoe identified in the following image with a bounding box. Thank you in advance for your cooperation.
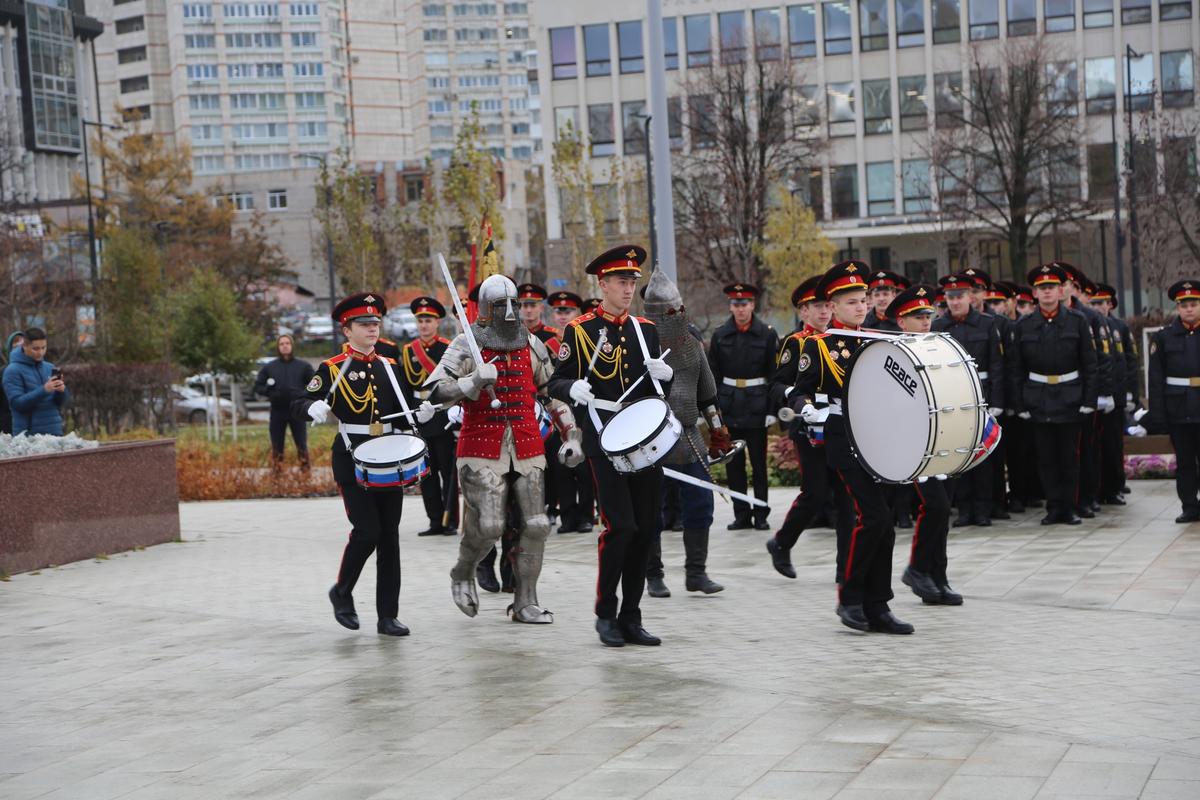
[595,618,625,647]
[992,509,1011,520]
[1061,512,1082,525]
[329,585,359,630]
[837,604,870,631]
[727,517,752,531]
[646,576,671,598]
[685,574,724,593]
[1090,501,1102,514]
[953,513,974,527]
[901,566,941,602]
[936,582,964,605]
[377,618,410,636]
[1076,507,1095,519]
[753,519,771,531]
[1028,498,1045,508]
[417,526,444,537]
[619,622,661,646]
[556,519,577,534]
[1101,495,1127,506]
[577,521,595,533]
[443,527,458,536]
[1040,512,1058,525]
[1008,499,1026,513]
[975,517,992,527]
[867,611,915,634]
[1176,510,1200,524]
[476,564,500,593]
[766,538,796,579]
[1120,486,1132,495]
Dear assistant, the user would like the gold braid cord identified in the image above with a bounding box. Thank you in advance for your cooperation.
[816,338,846,388]
[401,348,427,386]
[574,325,623,381]
[331,363,376,415]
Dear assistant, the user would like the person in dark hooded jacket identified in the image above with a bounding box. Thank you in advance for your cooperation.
[254,334,315,470]
[3,328,67,435]
[0,330,24,434]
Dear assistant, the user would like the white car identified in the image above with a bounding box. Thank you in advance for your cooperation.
[172,385,236,425]
[385,307,419,340]
[303,316,336,342]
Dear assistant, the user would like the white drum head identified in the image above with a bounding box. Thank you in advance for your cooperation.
[354,434,424,466]
[600,398,669,453]
[845,340,934,482]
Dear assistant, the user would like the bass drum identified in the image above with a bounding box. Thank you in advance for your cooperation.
[843,333,995,483]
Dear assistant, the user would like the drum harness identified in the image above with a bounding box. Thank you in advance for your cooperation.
[326,355,418,450]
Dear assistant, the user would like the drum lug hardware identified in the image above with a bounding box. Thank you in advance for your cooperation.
[935,450,950,457]
[954,447,971,454]
[940,406,955,413]
[926,363,942,370]
[914,364,926,371]
[960,403,977,411]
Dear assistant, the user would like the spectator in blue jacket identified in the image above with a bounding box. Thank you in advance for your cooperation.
[2,327,67,435]
[0,330,23,434]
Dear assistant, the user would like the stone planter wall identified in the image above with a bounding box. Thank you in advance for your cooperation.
[0,440,180,575]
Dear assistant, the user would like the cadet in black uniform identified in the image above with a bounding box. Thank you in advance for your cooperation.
[548,245,672,648]
[1010,265,1099,526]
[1006,285,1043,509]
[863,270,909,332]
[709,283,779,530]
[1146,279,1200,523]
[402,297,458,536]
[294,292,414,637]
[1089,283,1138,504]
[933,273,1005,526]
[546,291,595,533]
[791,261,913,635]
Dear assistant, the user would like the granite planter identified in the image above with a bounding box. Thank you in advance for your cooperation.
[0,439,180,575]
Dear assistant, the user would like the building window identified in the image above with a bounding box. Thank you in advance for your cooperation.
[859,0,889,52]
[190,94,221,111]
[233,122,286,140]
[193,155,224,174]
[184,34,215,48]
[1083,0,1113,25]
[662,16,679,69]
[424,28,447,41]
[1046,61,1078,116]
[902,159,931,212]
[788,5,817,57]
[824,2,852,55]
[622,101,646,155]
[1045,0,1076,30]
[291,32,319,48]
[794,167,824,219]
[1162,51,1195,108]
[795,84,821,127]
[898,75,927,130]
[121,105,150,122]
[1049,146,1081,201]
[863,79,892,134]
[896,0,925,47]
[115,16,145,34]
[690,95,716,148]
[974,156,1003,205]
[867,162,895,216]
[1123,52,1154,111]
[667,96,683,149]
[1087,143,1115,199]
[934,71,963,126]
[932,0,961,42]
[1161,0,1192,19]
[268,189,287,210]
[1084,57,1115,114]
[295,91,324,109]
[549,27,576,79]
[1129,139,1155,195]
[588,103,614,156]
[754,8,781,60]
[827,82,855,137]
[120,75,149,94]
[297,121,327,138]
[294,62,323,78]
[1165,137,1197,193]
[969,0,999,38]
[1007,0,1036,34]
[832,164,859,218]
[290,3,319,16]
[1120,0,1151,22]
[228,192,255,212]
[685,14,711,67]
[187,63,219,81]
[191,124,221,143]
[118,46,147,64]
[182,4,214,20]
[617,20,643,73]
[718,11,746,63]
[554,106,578,137]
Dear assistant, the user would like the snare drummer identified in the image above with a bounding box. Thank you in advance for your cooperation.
[792,261,914,635]
[293,293,413,637]
[548,244,673,648]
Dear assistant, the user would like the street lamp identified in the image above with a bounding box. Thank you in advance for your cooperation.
[80,118,122,309]
[1124,44,1143,315]
[632,112,656,268]
[294,152,339,344]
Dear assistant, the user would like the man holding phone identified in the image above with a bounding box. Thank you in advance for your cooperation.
[2,327,68,435]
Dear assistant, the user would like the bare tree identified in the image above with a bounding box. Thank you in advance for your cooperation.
[1131,110,1200,296]
[928,37,1095,281]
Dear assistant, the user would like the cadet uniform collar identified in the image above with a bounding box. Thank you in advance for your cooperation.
[830,318,860,331]
[595,305,629,325]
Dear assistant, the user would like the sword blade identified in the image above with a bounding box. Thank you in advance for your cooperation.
[661,466,769,508]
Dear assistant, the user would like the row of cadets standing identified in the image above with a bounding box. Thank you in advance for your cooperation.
[1087,282,1141,504]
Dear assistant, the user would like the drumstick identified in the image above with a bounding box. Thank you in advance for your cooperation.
[614,348,672,405]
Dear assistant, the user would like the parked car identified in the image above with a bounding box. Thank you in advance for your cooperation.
[171,385,236,425]
[277,309,308,336]
[303,316,336,342]
[385,307,419,341]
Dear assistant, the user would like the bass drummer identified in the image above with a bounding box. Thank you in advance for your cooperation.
[789,261,913,635]
[548,244,673,648]
[293,292,415,637]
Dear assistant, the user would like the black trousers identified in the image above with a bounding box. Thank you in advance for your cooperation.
[419,434,458,530]
[832,460,895,614]
[544,431,560,516]
[268,405,307,456]
[336,482,404,619]
[911,479,951,581]
[1005,415,1043,502]
[1099,410,1127,499]
[589,456,663,623]
[775,437,843,550]
[553,452,595,528]
[990,425,1008,511]
[951,457,993,520]
[726,426,769,522]
[1170,423,1200,514]
[1077,412,1101,508]
[1034,421,1082,518]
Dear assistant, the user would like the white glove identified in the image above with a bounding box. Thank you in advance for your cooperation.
[1098,395,1116,414]
[988,407,1002,418]
[800,403,822,424]
[456,361,499,400]
[266,377,276,386]
[1126,395,1136,412]
[307,399,331,423]
[446,405,464,427]
[1079,406,1095,414]
[1126,424,1147,437]
[1018,411,1032,420]
[416,400,437,424]
[569,380,595,405]
[558,439,584,468]
[766,415,777,427]
[784,386,795,398]
[1133,407,1149,423]
[644,357,673,382]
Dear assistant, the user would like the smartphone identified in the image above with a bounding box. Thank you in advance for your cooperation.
[50,367,62,380]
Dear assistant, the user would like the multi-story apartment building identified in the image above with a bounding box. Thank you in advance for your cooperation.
[533,0,1199,302]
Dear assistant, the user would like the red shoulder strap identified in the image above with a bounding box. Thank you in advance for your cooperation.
[410,340,438,374]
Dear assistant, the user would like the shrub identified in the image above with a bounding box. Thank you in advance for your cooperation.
[63,362,177,436]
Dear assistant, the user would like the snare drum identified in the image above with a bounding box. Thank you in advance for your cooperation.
[843,334,995,483]
[599,397,682,474]
[352,433,429,490]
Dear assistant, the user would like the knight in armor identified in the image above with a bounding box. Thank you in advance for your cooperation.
[640,269,732,598]
[517,283,564,527]
[426,274,584,624]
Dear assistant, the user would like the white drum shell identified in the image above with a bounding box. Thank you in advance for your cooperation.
[599,397,683,474]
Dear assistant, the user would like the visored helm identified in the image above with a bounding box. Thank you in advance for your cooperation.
[476,274,518,327]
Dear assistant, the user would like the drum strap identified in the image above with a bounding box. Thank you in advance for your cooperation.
[379,357,416,430]
[629,316,664,398]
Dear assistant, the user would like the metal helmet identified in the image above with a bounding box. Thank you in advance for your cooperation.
[642,267,687,347]
[473,274,526,350]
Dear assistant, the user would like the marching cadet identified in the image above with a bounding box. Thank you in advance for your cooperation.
[1010,264,1099,526]
[791,260,913,635]
[1056,263,1116,518]
[980,280,1016,519]
[1089,282,1139,504]
[547,291,595,533]
[709,283,779,531]
[401,297,458,537]
[1146,279,1200,523]
[293,292,414,637]
[933,273,1005,527]
[548,244,673,648]
[885,285,964,606]
[863,270,909,331]
[1006,283,1043,510]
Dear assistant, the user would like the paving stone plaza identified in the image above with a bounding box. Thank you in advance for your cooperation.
[3,480,1199,799]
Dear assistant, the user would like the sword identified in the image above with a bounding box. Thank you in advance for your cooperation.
[662,466,769,509]
[437,252,501,410]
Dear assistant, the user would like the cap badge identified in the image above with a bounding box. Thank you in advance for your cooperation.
[363,294,375,303]
[626,249,637,259]
[916,288,927,296]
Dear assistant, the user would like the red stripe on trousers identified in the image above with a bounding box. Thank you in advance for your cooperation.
[910,480,927,565]
[835,468,865,600]
[588,462,611,615]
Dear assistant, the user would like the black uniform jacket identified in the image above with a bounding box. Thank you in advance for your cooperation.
[1009,304,1099,424]
[932,308,1006,408]
[708,315,779,429]
[1069,297,1115,400]
[401,335,453,438]
[1108,315,1141,404]
[771,324,820,440]
[254,357,316,409]
[791,322,872,469]
[1147,318,1200,428]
